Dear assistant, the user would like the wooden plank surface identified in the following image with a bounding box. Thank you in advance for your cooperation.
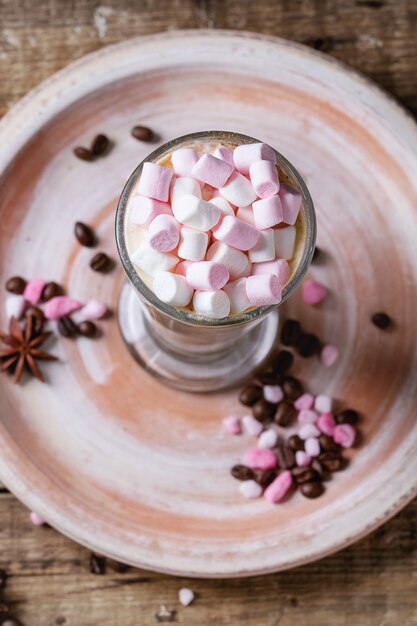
[1,1,417,624]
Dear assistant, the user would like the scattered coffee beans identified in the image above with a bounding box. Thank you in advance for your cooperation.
[371,312,392,329]
[78,320,97,338]
[287,434,305,451]
[57,316,78,338]
[73,146,93,161]
[280,319,301,347]
[335,409,359,425]
[91,133,110,157]
[231,464,254,481]
[282,375,303,400]
[90,252,112,272]
[252,399,277,422]
[42,281,64,301]
[272,350,294,374]
[254,468,277,487]
[274,401,296,427]
[6,276,26,294]
[239,384,262,406]
[25,306,45,334]
[74,222,96,247]
[131,125,154,141]
[297,332,321,357]
[300,481,324,498]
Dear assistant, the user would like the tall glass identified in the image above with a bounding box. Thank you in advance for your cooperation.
[115,131,316,392]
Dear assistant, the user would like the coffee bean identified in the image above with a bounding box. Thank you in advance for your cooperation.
[274,401,296,427]
[291,467,320,484]
[74,221,95,247]
[280,319,302,347]
[25,306,45,334]
[335,409,359,425]
[57,316,78,338]
[6,276,26,294]
[300,481,324,498]
[252,399,277,422]
[297,333,321,358]
[131,125,154,141]
[259,370,279,385]
[73,146,93,161]
[282,375,303,400]
[239,384,262,406]
[371,312,391,329]
[272,350,294,374]
[0,568,7,590]
[90,252,113,272]
[287,434,304,451]
[91,133,110,156]
[312,246,321,262]
[311,459,331,481]
[42,281,64,301]
[254,468,277,487]
[276,445,295,469]
[231,464,254,481]
[319,452,346,472]
[319,434,340,452]
[78,320,97,338]
[89,553,106,575]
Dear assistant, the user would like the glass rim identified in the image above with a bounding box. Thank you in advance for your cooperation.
[115,130,316,328]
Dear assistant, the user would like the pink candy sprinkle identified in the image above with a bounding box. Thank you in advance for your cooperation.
[295,451,311,467]
[80,299,107,321]
[294,393,315,411]
[333,423,356,448]
[243,448,277,470]
[298,409,318,424]
[44,296,82,320]
[23,279,46,305]
[304,437,321,457]
[320,344,339,367]
[263,470,293,503]
[317,413,336,437]
[302,279,327,305]
[222,415,241,435]
[242,415,263,437]
[263,385,283,404]
[30,511,45,526]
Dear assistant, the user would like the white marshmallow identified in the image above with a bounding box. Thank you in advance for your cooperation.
[209,196,235,217]
[131,241,178,277]
[235,205,255,225]
[192,290,230,319]
[219,171,257,207]
[206,241,249,279]
[238,480,262,499]
[171,148,199,177]
[178,227,208,261]
[172,194,220,231]
[6,294,26,319]
[314,394,333,414]
[257,429,278,449]
[170,177,201,214]
[248,228,275,263]
[153,271,194,307]
[274,226,296,260]
[223,278,251,314]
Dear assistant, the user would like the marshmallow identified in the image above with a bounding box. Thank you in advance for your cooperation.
[243,448,277,470]
[179,588,195,607]
[317,413,336,437]
[333,423,356,448]
[249,160,280,198]
[23,279,45,305]
[186,261,229,291]
[263,470,292,503]
[30,511,45,526]
[176,260,193,275]
[298,409,319,424]
[252,195,283,230]
[305,437,321,457]
[257,428,278,449]
[137,162,173,202]
[233,143,276,176]
[44,296,82,320]
[80,299,107,320]
[192,290,230,319]
[191,153,234,188]
[248,228,275,263]
[302,279,327,305]
[213,215,259,251]
[294,393,315,411]
[148,214,180,252]
[131,242,178,277]
[251,259,290,285]
[263,385,284,404]
[315,394,333,414]
[129,196,172,226]
[279,184,302,225]
[209,196,235,217]
[206,241,249,279]
[299,423,320,440]
[153,271,194,306]
[320,344,339,367]
[171,148,198,177]
[242,414,263,436]
[274,226,296,260]
[170,176,202,213]
[178,227,208,261]
[245,274,282,306]
[172,194,220,231]
[295,451,311,467]
[235,205,255,225]
[6,295,26,319]
[219,171,257,207]
[222,415,241,435]
[239,480,263,499]
[213,146,234,165]
[223,278,251,314]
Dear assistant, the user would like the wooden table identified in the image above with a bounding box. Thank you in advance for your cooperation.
[1,1,417,624]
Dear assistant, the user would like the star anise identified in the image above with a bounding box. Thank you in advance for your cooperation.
[0,315,58,383]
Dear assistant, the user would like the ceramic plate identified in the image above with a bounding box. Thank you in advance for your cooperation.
[0,31,416,578]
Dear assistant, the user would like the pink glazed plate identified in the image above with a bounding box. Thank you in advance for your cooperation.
[0,31,417,577]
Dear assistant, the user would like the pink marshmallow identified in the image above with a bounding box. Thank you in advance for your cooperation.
[295,451,311,467]
[23,279,46,305]
[213,146,234,166]
[294,393,315,411]
[30,511,46,526]
[129,196,172,226]
[320,344,339,367]
[233,143,276,176]
[279,184,302,225]
[333,424,356,448]
[251,259,290,286]
[80,299,107,320]
[178,588,195,607]
[186,261,229,291]
[242,414,264,436]
[302,279,327,305]
[298,409,319,424]
[222,415,241,435]
[44,296,82,320]
[263,470,292,503]
[191,153,234,188]
[148,214,180,252]
[249,160,280,198]
[317,413,336,437]
[299,423,320,440]
[243,448,277,470]
[263,385,284,404]
[252,196,283,230]
[137,162,174,202]
[305,437,321,457]
[171,148,199,177]
[245,274,282,306]
[213,215,259,251]
[176,260,193,276]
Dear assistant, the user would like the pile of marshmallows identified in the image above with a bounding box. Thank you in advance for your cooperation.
[128,142,302,319]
